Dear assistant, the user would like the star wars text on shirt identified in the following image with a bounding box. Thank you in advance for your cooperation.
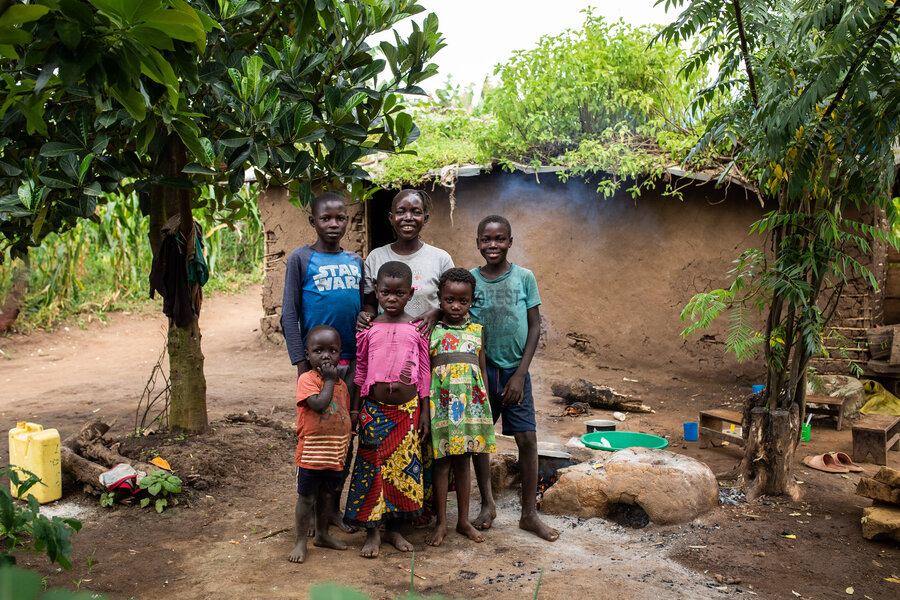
[312,263,360,292]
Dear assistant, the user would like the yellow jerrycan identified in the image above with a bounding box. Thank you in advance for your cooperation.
[8,422,62,504]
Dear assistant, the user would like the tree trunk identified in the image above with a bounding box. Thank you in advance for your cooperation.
[739,405,801,501]
[151,133,208,434]
[168,316,208,433]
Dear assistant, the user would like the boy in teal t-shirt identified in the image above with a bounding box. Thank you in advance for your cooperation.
[468,215,559,542]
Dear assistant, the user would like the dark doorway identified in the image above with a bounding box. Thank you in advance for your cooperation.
[367,187,401,252]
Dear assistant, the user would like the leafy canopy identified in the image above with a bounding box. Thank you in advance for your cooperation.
[0,1,445,261]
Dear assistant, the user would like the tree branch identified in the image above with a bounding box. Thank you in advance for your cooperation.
[732,0,759,108]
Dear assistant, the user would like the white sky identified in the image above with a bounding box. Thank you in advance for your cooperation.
[381,1,675,94]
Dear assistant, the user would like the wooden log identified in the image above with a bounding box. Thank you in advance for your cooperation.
[224,410,295,433]
[60,446,106,495]
[550,379,654,413]
[80,440,161,475]
[856,477,900,504]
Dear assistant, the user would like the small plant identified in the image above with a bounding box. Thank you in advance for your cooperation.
[99,492,115,508]
[0,466,82,569]
[85,548,96,574]
[138,471,181,513]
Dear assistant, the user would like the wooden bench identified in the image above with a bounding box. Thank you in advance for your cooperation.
[805,394,847,431]
[852,414,900,465]
[699,409,745,448]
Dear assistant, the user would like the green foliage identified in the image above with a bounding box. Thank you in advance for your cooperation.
[137,470,181,513]
[0,565,103,600]
[99,493,115,508]
[481,10,705,196]
[0,467,82,570]
[664,0,900,409]
[0,0,444,260]
[0,185,262,331]
[0,0,213,259]
[373,106,491,186]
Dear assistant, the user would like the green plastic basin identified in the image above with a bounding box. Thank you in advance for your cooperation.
[580,431,669,451]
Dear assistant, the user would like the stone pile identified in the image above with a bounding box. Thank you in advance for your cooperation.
[856,466,900,541]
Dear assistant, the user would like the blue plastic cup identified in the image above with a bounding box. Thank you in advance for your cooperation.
[752,384,765,394]
[683,421,699,441]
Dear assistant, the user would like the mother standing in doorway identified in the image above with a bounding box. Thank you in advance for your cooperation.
[357,189,453,334]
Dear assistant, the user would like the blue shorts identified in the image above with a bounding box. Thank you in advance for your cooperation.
[296,467,342,497]
[485,362,536,435]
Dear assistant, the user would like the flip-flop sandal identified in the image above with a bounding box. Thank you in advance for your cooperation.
[830,452,864,472]
[802,453,850,473]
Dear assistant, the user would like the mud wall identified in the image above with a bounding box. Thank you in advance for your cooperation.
[417,171,768,380]
[257,185,366,341]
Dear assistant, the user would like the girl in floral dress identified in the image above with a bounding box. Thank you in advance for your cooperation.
[425,268,496,546]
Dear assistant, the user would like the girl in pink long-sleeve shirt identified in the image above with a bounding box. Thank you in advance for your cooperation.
[343,261,431,559]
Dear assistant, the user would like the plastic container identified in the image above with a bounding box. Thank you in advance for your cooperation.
[683,421,699,441]
[585,419,617,433]
[801,424,811,442]
[751,384,765,394]
[9,422,62,504]
[580,431,669,452]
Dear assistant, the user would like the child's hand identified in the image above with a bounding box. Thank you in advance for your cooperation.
[318,362,338,381]
[502,373,526,406]
[350,411,359,432]
[411,308,441,339]
[417,408,430,440]
[356,311,374,331]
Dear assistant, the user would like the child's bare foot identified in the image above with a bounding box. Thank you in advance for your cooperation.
[314,532,348,551]
[360,529,380,558]
[288,539,308,563]
[456,521,485,542]
[425,522,448,546]
[330,511,354,533]
[471,504,496,530]
[519,513,559,541]
[384,529,414,552]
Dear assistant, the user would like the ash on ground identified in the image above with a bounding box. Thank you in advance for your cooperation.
[718,486,746,506]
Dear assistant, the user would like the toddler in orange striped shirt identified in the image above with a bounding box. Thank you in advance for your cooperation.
[289,325,352,563]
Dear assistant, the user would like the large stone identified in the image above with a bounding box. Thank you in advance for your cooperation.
[874,466,900,488]
[806,375,866,418]
[861,504,900,541]
[541,448,719,525]
[856,478,900,504]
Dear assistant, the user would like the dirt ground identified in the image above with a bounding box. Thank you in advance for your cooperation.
[1,286,898,600]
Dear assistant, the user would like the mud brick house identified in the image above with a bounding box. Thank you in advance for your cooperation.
[257,165,890,381]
